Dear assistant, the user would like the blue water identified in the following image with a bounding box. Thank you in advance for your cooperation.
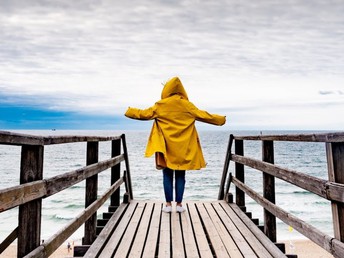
[0,130,335,243]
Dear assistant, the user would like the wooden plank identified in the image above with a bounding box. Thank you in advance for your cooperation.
[196,203,230,258]
[43,135,120,145]
[113,202,146,258]
[326,142,344,242]
[0,131,120,146]
[98,201,138,258]
[45,155,124,196]
[158,208,170,258]
[0,155,124,212]
[215,202,271,258]
[262,140,277,242]
[0,181,46,212]
[231,176,334,254]
[26,178,126,258]
[84,203,129,258]
[218,134,234,200]
[212,202,258,257]
[180,205,199,258]
[235,140,245,207]
[84,141,99,245]
[203,202,244,258]
[223,202,287,258]
[231,154,327,199]
[0,131,44,146]
[121,134,133,200]
[233,132,344,143]
[187,203,213,258]
[18,145,43,258]
[142,203,162,257]
[129,202,154,257]
[171,206,185,257]
[111,139,121,207]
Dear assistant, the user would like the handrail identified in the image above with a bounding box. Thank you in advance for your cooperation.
[0,130,121,146]
[0,131,132,257]
[219,132,344,258]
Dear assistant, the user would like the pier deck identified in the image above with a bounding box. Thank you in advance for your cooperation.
[83,200,287,258]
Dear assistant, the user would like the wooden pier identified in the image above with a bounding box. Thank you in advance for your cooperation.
[83,200,286,258]
[1,131,344,257]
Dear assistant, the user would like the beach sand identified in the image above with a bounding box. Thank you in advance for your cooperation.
[281,239,334,258]
[1,240,335,257]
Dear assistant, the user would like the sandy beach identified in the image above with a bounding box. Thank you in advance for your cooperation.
[1,240,334,257]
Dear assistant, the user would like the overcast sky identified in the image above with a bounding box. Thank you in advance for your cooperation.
[1,0,343,130]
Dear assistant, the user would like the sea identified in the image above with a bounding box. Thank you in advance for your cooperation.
[0,130,336,244]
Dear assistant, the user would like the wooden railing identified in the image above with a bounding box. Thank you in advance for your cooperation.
[218,132,344,258]
[0,131,132,258]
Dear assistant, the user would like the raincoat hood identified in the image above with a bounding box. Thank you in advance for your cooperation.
[161,77,189,100]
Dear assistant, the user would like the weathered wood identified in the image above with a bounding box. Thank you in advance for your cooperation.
[73,245,90,257]
[45,155,124,197]
[326,142,344,242]
[203,202,243,258]
[231,154,329,199]
[234,132,344,143]
[0,155,124,212]
[180,205,199,258]
[25,178,124,258]
[18,144,44,258]
[171,206,185,257]
[226,203,286,258]
[114,202,145,258]
[0,181,46,212]
[218,134,233,200]
[98,202,137,258]
[84,203,129,258]
[0,227,18,254]
[111,138,121,207]
[235,139,245,207]
[262,140,277,242]
[232,153,344,203]
[83,200,289,257]
[187,203,213,258]
[231,176,340,256]
[0,130,120,146]
[213,202,269,258]
[129,202,154,257]
[196,203,230,257]
[0,131,44,146]
[158,208,170,257]
[84,141,99,245]
[121,134,133,200]
[43,135,120,145]
[141,203,162,257]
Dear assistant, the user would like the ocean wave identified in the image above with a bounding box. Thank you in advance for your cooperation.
[52,213,76,221]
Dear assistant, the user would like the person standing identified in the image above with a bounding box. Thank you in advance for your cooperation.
[125,77,226,212]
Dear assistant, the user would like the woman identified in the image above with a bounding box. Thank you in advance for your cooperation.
[125,77,226,212]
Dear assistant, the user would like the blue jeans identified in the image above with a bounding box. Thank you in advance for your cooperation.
[163,168,185,203]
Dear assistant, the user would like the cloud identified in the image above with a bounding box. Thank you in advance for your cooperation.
[0,0,344,129]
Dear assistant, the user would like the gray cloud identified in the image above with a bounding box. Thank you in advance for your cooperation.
[1,0,344,129]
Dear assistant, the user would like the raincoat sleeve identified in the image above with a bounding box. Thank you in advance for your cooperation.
[187,102,226,125]
[125,106,157,120]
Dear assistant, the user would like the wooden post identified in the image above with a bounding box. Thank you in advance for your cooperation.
[83,141,99,245]
[326,142,344,241]
[262,140,276,242]
[121,134,133,200]
[111,138,121,207]
[235,139,245,207]
[18,145,44,257]
[218,134,233,200]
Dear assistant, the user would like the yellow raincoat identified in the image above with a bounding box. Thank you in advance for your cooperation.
[125,77,226,170]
